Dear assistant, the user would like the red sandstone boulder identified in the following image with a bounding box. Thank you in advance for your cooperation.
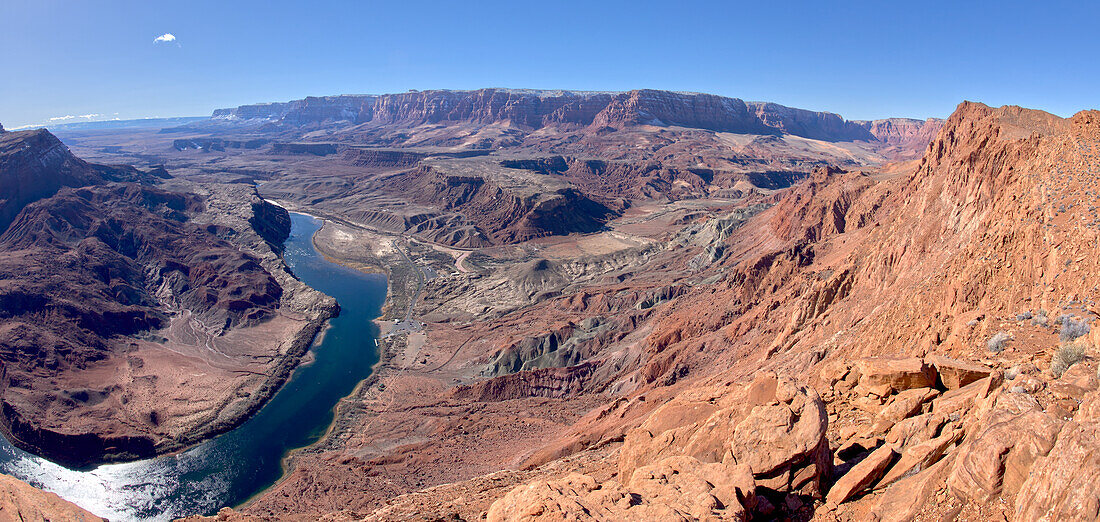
[947,392,1064,502]
[927,355,992,389]
[871,452,957,522]
[485,473,627,521]
[876,428,962,489]
[825,444,895,507]
[884,412,946,448]
[931,373,1001,417]
[870,387,939,434]
[856,357,936,396]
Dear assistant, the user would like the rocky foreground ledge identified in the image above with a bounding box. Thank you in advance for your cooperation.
[0,473,105,521]
[470,351,1099,521]
[172,349,1100,521]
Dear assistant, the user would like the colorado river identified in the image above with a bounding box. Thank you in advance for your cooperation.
[0,213,386,520]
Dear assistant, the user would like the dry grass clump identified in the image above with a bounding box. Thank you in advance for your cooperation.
[1051,341,1087,378]
[987,331,1012,353]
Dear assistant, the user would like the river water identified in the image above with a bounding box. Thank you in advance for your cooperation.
[0,213,386,521]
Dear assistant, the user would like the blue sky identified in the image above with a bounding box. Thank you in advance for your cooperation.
[1,0,1097,128]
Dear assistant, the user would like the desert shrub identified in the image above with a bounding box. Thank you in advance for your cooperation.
[987,331,1012,353]
[1052,341,1087,378]
[1059,316,1091,342]
[1016,311,1033,321]
[1032,310,1049,327]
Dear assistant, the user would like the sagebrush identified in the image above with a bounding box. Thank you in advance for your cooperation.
[1051,341,1087,378]
[1059,316,1091,342]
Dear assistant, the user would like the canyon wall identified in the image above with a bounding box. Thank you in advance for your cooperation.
[211,88,921,144]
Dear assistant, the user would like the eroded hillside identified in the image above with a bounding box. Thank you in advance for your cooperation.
[0,128,336,466]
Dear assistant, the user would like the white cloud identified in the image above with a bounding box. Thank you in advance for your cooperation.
[47,114,101,122]
[153,33,177,44]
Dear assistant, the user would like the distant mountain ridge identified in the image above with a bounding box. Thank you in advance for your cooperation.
[210,88,944,144]
[8,117,206,133]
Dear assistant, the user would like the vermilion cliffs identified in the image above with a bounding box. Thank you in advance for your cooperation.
[3,89,1100,522]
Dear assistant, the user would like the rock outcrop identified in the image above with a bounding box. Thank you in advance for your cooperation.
[0,129,161,231]
[0,473,105,521]
[487,458,756,522]
[620,374,830,502]
[929,355,992,389]
[1015,391,1100,520]
[475,373,826,521]
[855,357,937,395]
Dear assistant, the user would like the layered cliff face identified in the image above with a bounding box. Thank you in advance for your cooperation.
[213,90,616,129]
[211,88,909,144]
[0,130,336,467]
[211,101,294,121]
[590,90,776,134]
[856,117,947,159]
